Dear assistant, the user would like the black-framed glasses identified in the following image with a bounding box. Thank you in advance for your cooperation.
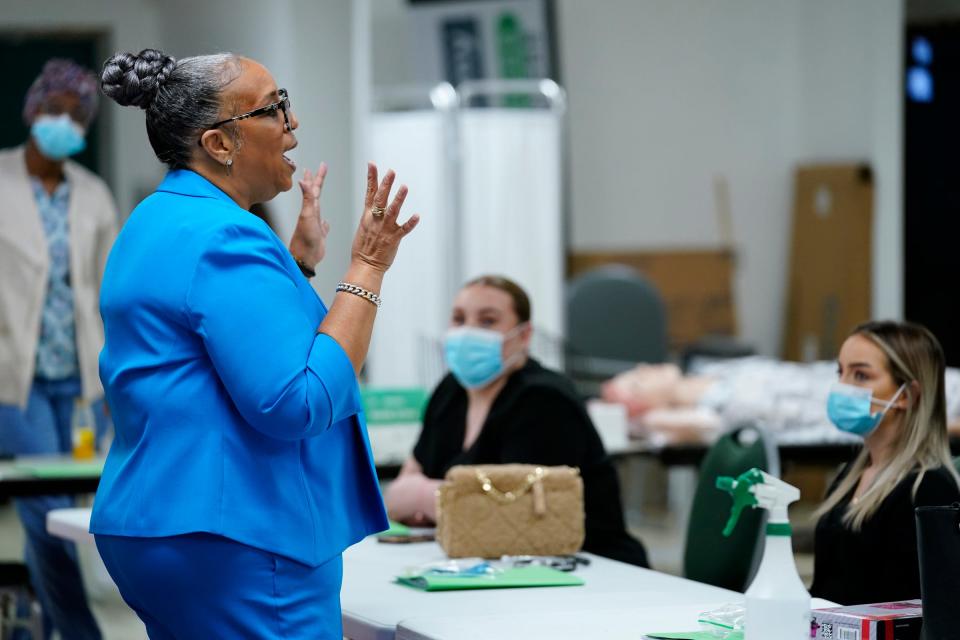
[209,88,291,131]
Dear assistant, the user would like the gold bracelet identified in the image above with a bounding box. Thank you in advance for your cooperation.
[336,282,382,308]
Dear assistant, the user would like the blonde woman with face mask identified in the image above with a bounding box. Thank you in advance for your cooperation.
[385,275,649,567]
[810,321,960,605]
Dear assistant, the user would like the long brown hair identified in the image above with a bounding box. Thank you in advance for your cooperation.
[815,320,960,530]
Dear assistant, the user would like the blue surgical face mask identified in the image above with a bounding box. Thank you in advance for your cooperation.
[827,382,906,437]
[444,324,526,389]
[31,114,86,160]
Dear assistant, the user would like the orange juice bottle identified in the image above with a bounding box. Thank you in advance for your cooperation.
[72,399,96,459]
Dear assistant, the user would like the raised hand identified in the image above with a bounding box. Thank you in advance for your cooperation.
[289,163,331,266]
[351,162,420,273]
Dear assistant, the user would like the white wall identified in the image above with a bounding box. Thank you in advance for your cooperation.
[371,0,415,87]
[869,2,904,324]
[557,0,903,356]
[559,0,798,356]
[2,0,165,216]
[791,0,903,325]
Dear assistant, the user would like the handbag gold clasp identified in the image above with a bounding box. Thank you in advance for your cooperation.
[476,467,547,504]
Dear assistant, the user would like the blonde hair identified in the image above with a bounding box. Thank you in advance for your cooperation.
[815,320,960,530]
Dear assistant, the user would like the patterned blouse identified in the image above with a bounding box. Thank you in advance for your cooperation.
[31,177,79,380]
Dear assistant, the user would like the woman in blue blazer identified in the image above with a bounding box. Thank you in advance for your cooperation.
[91,48,419,638]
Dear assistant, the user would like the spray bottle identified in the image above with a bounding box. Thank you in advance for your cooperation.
[717,468,810,640]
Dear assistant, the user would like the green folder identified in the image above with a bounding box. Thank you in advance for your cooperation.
[645,633,743,640]
[396,566,585,592]
[379,521,411,537]
[15,461,104,479]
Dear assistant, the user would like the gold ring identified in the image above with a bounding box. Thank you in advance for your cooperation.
[371,206,386,218]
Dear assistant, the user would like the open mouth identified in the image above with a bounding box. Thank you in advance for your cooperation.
[282,138,298,171]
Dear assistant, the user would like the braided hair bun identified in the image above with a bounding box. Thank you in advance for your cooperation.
[100,48,177,109]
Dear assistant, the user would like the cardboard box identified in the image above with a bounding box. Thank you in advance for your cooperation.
[568,249,737,351]
[811,600,923,640]
[783,164,873,362]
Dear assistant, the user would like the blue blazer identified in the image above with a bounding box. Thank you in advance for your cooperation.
[90,170,388,566]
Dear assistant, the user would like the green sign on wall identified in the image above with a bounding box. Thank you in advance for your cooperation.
[361,388,429,425]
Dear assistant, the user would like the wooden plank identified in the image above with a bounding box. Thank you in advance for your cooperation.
[782,164,873,361]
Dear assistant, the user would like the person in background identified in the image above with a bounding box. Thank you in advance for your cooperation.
[385,275,649,567]
[91,48,417,638]
[811,320,960,604]
[0,58,118,640]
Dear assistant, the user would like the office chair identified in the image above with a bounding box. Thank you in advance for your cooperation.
[683,424,779,592]
[565,265,668,394]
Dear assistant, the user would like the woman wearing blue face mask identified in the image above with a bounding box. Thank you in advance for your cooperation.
[385,275,649,567]
[0,59,117,640]
[810,321,960,605]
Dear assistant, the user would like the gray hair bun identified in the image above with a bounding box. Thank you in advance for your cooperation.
[101,48,177,109]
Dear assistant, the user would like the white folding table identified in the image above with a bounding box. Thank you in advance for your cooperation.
[47,509,835,640]
[340,536,739,640]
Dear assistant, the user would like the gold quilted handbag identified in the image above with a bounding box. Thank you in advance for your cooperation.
[435,464,585,558]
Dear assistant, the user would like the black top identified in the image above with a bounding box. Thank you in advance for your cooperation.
[810,463,960,605]
[414,358,649,567]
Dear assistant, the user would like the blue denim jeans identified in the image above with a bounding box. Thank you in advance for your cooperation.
[0,377,105,640]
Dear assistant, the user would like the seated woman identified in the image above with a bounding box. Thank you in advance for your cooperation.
[810,320,960,605]
[385,275,649,567]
